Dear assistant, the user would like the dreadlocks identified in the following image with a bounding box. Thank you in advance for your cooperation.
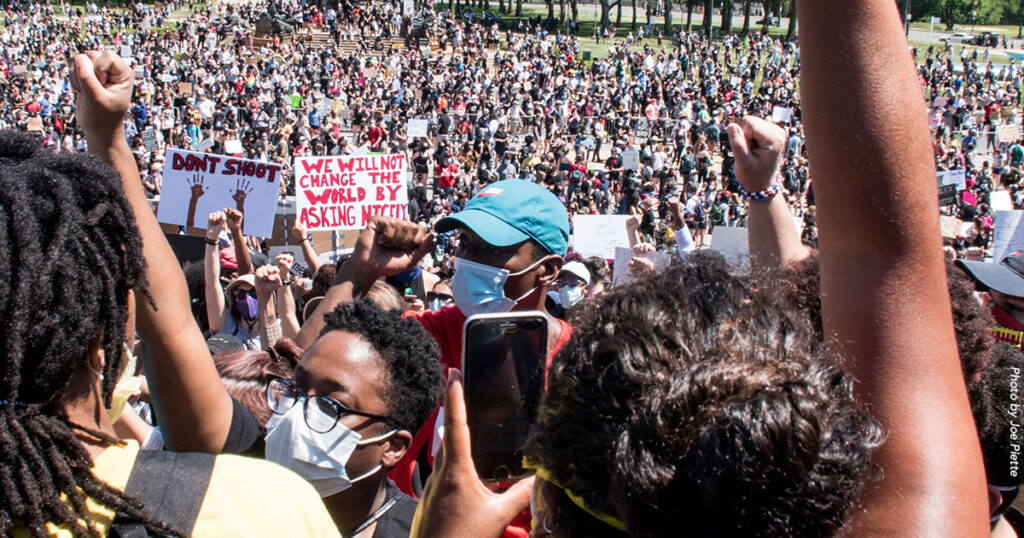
[0,131,181,537]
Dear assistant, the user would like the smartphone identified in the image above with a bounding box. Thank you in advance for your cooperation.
[461,312,548,482]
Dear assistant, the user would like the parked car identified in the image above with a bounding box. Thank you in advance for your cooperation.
[941,32,973,44]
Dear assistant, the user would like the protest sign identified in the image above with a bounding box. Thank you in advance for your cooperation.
[710,226,750,270]
[156,149,282,238]
[330,100,345,112]
[571,215,631,259]
[289,94,302,109]
[353,144,370,156]
[939,216,963,239]
[295,153,409,231]
[364,67,378,79]
[612,246,672,286]
[177,82,193,96]
[267,245,310,278]
[621,148,640,170]
[937,168,967,191]
[194,138,214,152]
[120,45,132,58]
[158,73,173,83]
[12,65,26,75]
[404,0,415,15]
[938,184,958,206]
[26,117,43,132]
[998,124,1021,144]
[992,190,1015,212]
[408,118,429,138]
[224,139,244,154]
[318,98,331,116]
[141,128,159,152]
[771,106,793,124]
[994,211,1024,263]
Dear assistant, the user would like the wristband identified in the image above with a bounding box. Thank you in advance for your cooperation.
[738,182,781,203]
[204,237,218,246]
[303,233,312,243]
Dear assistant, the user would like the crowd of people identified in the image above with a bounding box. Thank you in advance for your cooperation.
[2,0,1024,537]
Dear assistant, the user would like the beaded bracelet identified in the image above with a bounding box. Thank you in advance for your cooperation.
[738,182,781,202]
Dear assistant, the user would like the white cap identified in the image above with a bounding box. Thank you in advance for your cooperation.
[559,261,591,285]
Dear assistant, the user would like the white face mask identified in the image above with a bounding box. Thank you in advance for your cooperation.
[450,255,551,317]
[264,404,396,498]
[90,343,142,423]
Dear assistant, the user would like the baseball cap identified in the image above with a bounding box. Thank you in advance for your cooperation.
[559,261,592,284]
[435,180,570,256]
[957,251,1024,298]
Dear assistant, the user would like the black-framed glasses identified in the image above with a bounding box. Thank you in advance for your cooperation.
[427,292,454,303]
[265,376,391,434]
[552,278,587,290]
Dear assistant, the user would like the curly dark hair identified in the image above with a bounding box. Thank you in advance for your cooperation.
[526,259,883,537]
[321,300,443,433]
[0,131,180,537]
[968,343,1024,489]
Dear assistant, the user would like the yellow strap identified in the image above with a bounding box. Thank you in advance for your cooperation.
[523,461,628,532]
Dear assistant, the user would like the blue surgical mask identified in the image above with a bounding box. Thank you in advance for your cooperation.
[558,285,585,309]
[450,256,551,317]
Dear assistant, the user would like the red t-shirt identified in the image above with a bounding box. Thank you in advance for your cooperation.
[393,305,573,537]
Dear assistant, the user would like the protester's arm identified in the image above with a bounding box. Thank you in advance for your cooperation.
[290,219,322,273]
[226,208,252,275]
[274,254,301,339]
[294,216,433,349]
[727,117,810,270]
[625,215,640,247]
[255,264,283,350]
[666,197,696,257]
[204,211,228,333]
[798,1,988,535]
[72,51,234,453]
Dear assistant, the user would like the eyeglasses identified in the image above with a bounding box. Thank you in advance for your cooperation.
[552,278,587,290]
[265,376,391,434]
[427,292,453,303]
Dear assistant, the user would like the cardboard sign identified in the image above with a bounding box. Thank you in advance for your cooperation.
[267,245,310,278]
[12,65,26,75]
[330,100,345,112]
[156,149,283,238]
[937,168,967,191]
[993,210,1024,263]
[992,190,1015,212]
[710,226,750,270]
[388,67,401,79]
[224,139,244,154]
[571,215,631,259]
[939,216,963,239]
[612,246,672,286]
[772,106,793,124]
[141,128,159,152]
[998,124,1022,144]
[432,74,444,84]
[364,67,378,79]
[621,148,640,170]
[407,118,429,138]
[177,82,193,96]
[294,154,409,231]
[26,117,43,132]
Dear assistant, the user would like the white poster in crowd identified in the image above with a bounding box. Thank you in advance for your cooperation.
[621,148,640,170]
[612,247,672,286]
[407,118,429,138]
[771,106,793,124]
[224,139,244,154]
[937,168,967,191]
[294,153,409,231]
[710,226,750,270]
[156,149,283,238]
[939,216,963,239]
[571,215,631,259]
[141,128,159,152]
[993,210,1024,263]
[120,45,132,59]
[267,245,310,278]
[404,0,415,15]
[992,190,1015,212]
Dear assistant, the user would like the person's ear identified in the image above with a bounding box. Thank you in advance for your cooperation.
[979,290,994,308]
[380,430,412,469]
[537,256,563,289]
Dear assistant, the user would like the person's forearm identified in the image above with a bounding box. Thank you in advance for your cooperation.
[204,243,226,332]
[231,227,252,275]
[747,195,810,270]
[91,132,233,454]
[294,263,374,349]
[798,0,988,535]
[277,282,301,339]
[258,292,280,350]
[300,237,322,273]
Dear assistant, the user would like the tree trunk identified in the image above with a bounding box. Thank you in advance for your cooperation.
[450,0,455,13]
[547,0,554,20]
[686,0,694,32]
[762,0,772,31]
[703,0,713,36]
[571,0,578,29]
[499,0,505,14]
[664,0,673,35]
[785,0,796,40]
[516,0,523,17]
[617,0,623,25]
[742,0,751,33]
[560,0,566,29]
[721,0,733,34]
[631,0,637,30]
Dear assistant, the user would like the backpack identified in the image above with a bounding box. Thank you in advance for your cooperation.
[710,203,724,225]
[109,451,216,537]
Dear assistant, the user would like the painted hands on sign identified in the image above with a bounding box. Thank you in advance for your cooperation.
[726,115,786,193]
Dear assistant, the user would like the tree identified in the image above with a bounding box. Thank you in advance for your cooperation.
[742,0,752,33]
[703,0,713,36]
[516,0,523,16]
[665,0,674,35]
[722,0,734,34]
[785,0,797,40]
[939,0,974,30]
[560,0,566,29]
[598,0,622,31]
[632,0,638,30]
[687,0,695,31]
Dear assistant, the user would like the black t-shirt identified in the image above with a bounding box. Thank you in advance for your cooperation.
[223,398,417,537]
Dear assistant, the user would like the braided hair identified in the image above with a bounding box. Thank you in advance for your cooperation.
[0,131,181,537]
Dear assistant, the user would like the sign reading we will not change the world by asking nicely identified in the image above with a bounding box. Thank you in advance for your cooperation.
[294,154,409,231]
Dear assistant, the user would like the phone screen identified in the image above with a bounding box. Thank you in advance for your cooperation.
[462,313,548,482]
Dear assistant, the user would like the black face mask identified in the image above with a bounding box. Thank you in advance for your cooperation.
[991,485,1020,529]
